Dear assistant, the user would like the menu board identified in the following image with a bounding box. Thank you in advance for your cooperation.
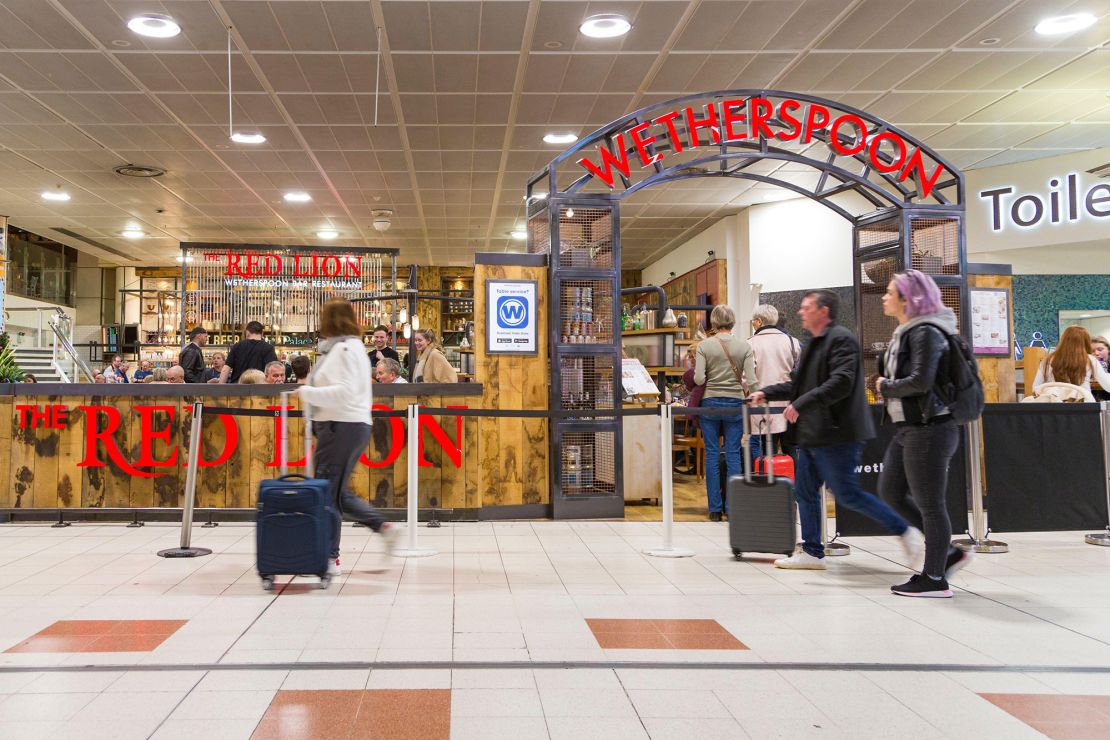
[621,358,659,397]
[970,288,1011,355]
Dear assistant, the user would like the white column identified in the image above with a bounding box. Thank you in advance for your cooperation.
[725,210,753,331]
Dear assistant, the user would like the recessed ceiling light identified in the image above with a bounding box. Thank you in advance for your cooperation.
[544,41,564,49]
[511,230,527,240]
[231,131,266,144]
[127,13,182,39]
[111,40,131,48]
[41,190,71,202]
[284,192,312,203]
[978,37,1001,45]
[175,255,194,263]
[121,229,144,239]
[543,132,578,144]
[579,14,632,39]
[316,229,338,239]
[1034,13,1097,36]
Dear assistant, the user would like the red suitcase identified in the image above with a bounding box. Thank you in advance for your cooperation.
[755,454,794,482]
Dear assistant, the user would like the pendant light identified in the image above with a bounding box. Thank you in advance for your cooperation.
[227,27,264,145]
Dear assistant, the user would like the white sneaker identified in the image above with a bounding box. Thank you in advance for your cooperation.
[380,524,400,556]
[901,526,925,568]
[774,551,826,570]
[327,558,341,576]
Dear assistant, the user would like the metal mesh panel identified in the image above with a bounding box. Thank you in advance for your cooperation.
[558,206,613,269]
[558,280,613,345]
[528,210,550,255]
[859,255,900,358]
[857,218,900,250]
[910,217,960,275]
[559,355,616,410]
[939,285,962,333]
[560,430,616,496]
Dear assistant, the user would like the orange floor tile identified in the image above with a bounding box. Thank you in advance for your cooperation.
[980,693,1110,739]
[586,618,748,650]
[4,619,187,653]
[252,689,451,740]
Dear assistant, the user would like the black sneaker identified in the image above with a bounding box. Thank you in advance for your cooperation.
[891,574,952,598]
[708,511,723,522]
[944,547,974,581]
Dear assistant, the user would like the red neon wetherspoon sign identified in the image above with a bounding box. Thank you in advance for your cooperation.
[576,96,944,199]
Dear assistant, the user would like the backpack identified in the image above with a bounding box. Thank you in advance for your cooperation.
[939,332,985,423]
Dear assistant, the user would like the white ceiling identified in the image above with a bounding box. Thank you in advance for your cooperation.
[0,0,1106,268]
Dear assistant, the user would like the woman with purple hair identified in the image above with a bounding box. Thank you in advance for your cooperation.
[876,269,971,598]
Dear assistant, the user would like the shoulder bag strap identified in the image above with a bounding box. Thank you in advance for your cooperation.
[715,336,747,392]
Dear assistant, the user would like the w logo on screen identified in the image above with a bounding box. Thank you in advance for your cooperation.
[496,296,528,328]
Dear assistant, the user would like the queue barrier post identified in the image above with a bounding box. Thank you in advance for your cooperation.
[954,417,1008,554]
[821,485,850,556]
[644,403,695,559]
[158,400,213,558]
[392,403,437,558]
[1085,401,1110,547]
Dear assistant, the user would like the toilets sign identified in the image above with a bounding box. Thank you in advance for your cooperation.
[979,173,1110,231]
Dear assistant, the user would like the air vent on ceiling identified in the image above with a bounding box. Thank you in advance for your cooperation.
[1086,163,1110,179]
[114,164,165,178]
[50,228,140,261]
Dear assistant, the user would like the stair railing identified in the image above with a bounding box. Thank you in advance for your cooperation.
[47,311,94,382]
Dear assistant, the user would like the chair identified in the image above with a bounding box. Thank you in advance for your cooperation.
[672,417,704,482]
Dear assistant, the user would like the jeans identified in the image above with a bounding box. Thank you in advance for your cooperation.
[698,396,745,513]
[879,421,960,577]
[314,420,383,559]
[796,441,909,558]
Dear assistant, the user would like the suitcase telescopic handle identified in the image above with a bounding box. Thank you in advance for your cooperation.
[741,401,775,484]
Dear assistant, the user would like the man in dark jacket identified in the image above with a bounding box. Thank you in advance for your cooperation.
[752,290,922,570]
[178,327,208,384]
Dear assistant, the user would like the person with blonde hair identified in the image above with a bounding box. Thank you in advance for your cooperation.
[412,328,458,383]
[1033,325,1110,394]
[237,368,265,385]
[294,299,398,574]
[694,304,758,521]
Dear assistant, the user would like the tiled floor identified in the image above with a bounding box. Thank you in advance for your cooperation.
[0,521,1109,738]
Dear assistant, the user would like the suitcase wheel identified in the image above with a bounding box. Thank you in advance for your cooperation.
[261,576,275,591]
[318,575,331,590]
[731,548,743,561]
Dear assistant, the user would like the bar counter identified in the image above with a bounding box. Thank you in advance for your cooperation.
[0,383,482,516]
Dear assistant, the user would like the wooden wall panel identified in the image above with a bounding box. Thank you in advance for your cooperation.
[225,401,253,509]
[971,273,1017,403]
[474,261,549,508]
[0,397,13,507]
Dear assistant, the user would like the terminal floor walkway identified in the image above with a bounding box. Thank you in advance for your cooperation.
[0,522,1108,738]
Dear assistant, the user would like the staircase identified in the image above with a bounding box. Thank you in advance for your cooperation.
[12,347,63,383]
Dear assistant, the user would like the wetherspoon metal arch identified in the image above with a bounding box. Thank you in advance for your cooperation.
[525,90,970,520]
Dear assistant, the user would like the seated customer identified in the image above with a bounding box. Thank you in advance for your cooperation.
[22,373,37,383]
[165,366,186,384]
[1032,325,1110,394]
[148,368,168,384]
[264,361,287,385]
[375,358,407,384]
[238,368,265,385]
[412,329,457,383]
[133,360,153,382]
[290,355,311,385]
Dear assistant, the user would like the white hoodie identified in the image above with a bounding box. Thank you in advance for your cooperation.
[298,336,372,425]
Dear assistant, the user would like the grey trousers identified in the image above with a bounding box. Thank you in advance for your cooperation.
[313,420,383,559]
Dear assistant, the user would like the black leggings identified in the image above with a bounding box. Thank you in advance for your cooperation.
[879,421,960,578]
[314,420,383,559]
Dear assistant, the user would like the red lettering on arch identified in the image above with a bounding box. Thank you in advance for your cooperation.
[899,148,945,200]
[576,134,632,189]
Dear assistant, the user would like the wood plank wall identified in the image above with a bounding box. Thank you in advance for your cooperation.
[473,262,550,508]
[0,390,478,511]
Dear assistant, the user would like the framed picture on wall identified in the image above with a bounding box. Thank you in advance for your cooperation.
[970,287,1011,356]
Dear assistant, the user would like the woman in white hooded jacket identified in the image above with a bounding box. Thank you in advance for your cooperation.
[296,299,397,574]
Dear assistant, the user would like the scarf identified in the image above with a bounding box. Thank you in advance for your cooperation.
[882,308,957,422]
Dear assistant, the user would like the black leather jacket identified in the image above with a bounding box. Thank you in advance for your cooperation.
[879,324,950,425]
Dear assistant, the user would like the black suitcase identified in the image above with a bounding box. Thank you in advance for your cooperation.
[728,405,797,560]
[256,394,333,590]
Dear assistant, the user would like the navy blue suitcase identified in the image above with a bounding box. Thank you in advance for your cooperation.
[256,474,333,590]
[256,394,332,590]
